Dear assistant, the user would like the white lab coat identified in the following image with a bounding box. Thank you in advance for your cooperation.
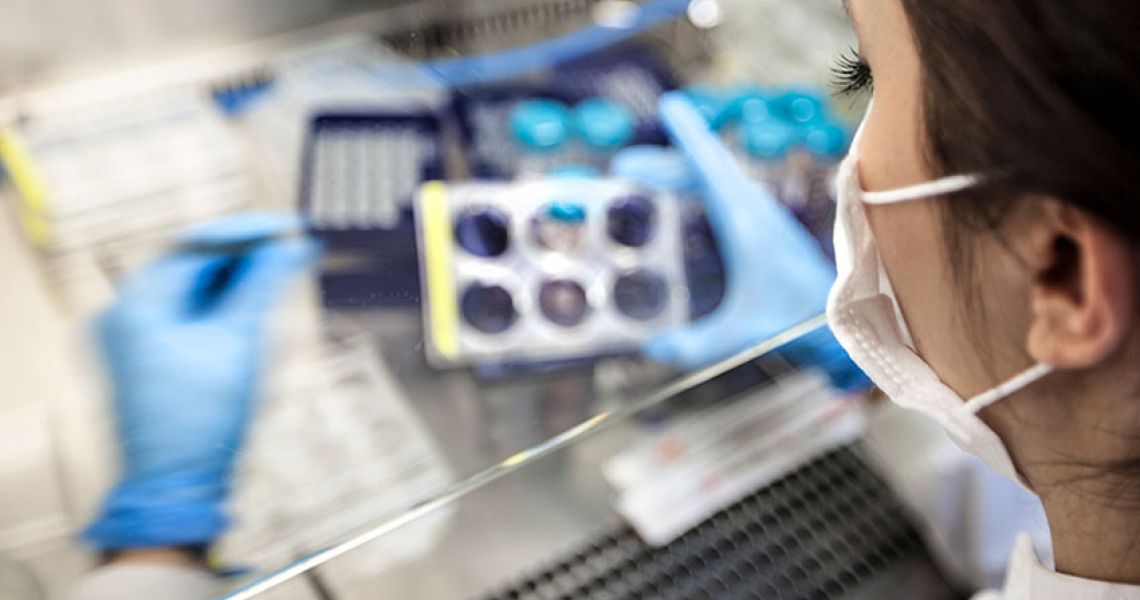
[69,537,1140,600]
[973,535,1140,600]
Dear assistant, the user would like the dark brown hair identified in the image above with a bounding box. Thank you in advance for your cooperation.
[897,1,1140,486]
[898,1,1140,235]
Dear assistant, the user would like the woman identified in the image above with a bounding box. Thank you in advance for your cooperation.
[826,0,1140,596]
[72,0,1140,598]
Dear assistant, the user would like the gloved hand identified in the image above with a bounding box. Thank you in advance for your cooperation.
[84,212,319,549]
[613,93,868,391]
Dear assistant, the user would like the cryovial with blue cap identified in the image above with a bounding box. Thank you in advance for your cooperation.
[738,119,799,193]
[680,86,735,130]
[532,200,589,252]
[786,119,852,256]
[774,89,828,125]
[571,98,637,172]
[727,86,776,126]
[802,122,850,163]
[510,98,573,176]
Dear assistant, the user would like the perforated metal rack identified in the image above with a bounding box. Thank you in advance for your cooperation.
[381,0,606,58]
[480,445,965,600]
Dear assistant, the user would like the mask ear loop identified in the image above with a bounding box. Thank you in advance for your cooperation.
[962,363,1054,414]
[863,174,981,205]
[856,170,1046,413]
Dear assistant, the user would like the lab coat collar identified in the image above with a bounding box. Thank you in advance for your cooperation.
[1001,534,1140,600]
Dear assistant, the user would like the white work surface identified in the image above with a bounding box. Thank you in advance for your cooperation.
[0,197,116,599]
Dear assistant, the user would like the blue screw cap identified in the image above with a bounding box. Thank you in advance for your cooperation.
[741,120,799,160]
[510,98,571,152]
[728,86,776,126]
[775,89,828,125]
[546,201,587,223]
[802,122,850,159]
[572,98,636,150]
[681,86,734,129]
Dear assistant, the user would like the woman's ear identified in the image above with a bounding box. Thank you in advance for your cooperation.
[1026,200,1134,368]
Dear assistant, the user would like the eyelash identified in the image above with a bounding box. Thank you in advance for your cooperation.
[831,48,874,96]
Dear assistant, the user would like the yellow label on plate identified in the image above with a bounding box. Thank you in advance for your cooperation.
[420,181,460,359]
[0,130,51,245]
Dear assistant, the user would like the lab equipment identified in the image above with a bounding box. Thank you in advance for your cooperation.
[828,132,1052,490]
[739,118,799,188]
[484,444,961,600]
[510,98,572,152]
[774,88,829,125]
[507,98,576,176]
[416,178,692,367]
[0,90,256,307]
[218,328,454,584]
[613,94,840,373]
[426,0,690,86]
[679,85,850,256]
[573,97,637,151]
[790,120,849,255]
[453,46,676,179]
[605,370,866,546]
[300,112,446,308]
[680,85,737,130]
[84,213,317,549]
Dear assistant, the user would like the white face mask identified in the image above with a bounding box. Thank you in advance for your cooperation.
[826,120,1053,491]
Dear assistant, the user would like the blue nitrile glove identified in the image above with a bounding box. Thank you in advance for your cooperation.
[84,212,319,549]
[613,93,869,391]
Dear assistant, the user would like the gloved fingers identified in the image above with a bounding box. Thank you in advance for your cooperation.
[178,211,304,249]
[214,237,320,328]
[658,93,768,221]
[114,252,235,317]
[643,311,743,370]
[610,145,700,193]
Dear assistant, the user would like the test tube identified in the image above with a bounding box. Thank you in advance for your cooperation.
[509,99,572,177]
[799,121,850,254]
[571,98,636,167]
[740,119,798,203]
[531,201,587,253]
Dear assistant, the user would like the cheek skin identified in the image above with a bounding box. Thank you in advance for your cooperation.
[866,202,985,395]
[853,0,1000,397]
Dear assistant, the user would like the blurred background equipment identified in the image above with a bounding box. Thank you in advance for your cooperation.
[0,1,1038,599]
